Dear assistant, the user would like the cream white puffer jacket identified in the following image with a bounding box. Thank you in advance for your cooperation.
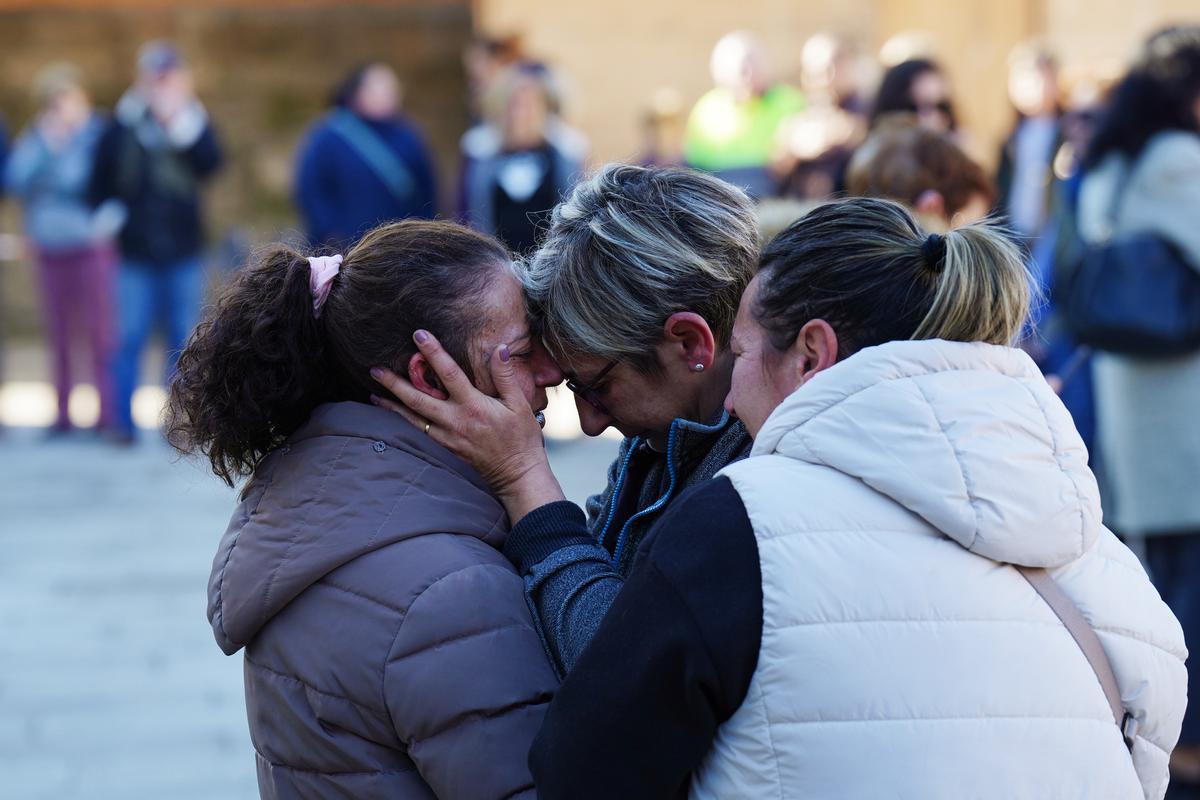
[692,340,1187,800]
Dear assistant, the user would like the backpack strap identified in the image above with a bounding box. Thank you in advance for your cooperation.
[1015,565,1138,750]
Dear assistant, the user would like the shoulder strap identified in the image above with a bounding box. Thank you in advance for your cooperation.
[326,109,417,202]
[1015,565,1137,750]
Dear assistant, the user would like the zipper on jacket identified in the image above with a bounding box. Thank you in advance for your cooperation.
[610,411,736,567]
[596,436,640,555]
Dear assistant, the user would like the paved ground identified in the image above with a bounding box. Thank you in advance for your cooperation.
[0,376,619,799]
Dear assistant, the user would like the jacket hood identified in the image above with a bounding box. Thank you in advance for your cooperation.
[209,401,508,655]
[751,340,1101,568]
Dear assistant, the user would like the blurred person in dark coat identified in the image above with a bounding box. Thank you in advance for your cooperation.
[89,41,222,444]
[295,62,437,251]
[6,64,118,435]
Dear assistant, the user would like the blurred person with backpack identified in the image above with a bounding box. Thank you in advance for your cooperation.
[88,41,222,444]
[1073,26,1200,791]
[6,64,118,435]
[295,62,437,252]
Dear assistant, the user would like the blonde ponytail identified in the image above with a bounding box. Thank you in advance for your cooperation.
[756,199,1037,360]
[913,222,1035,346]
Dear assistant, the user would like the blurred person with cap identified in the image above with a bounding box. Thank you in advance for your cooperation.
[6,63,118,435]
[459,63,586,256]
[88,40,222,444]
[295,62,437,252]
[683,31,804,198]
[996,42,1064,241]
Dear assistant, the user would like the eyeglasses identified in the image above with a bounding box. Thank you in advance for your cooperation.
[565,359,618,416]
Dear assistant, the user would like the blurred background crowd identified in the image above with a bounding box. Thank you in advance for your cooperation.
[1,0,1199,797]
[0,0,1192,443]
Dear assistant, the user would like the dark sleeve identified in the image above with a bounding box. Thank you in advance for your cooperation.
[529,476,762,800]
[87,121,121,207]
[503,501,623,677]
[182,122,222,179]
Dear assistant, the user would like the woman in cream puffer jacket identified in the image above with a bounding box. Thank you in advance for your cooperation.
[529,197,1187,800]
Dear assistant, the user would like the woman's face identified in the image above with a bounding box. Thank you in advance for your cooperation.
[909,70,954,133]
[724,276,806,439]
[504,80,549,149]
[469,268,564,415]
[355,65,401,121]
[554,351,702,447]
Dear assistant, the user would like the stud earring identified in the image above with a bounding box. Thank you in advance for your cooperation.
[692,363,705,372]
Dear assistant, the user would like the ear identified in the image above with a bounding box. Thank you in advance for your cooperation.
[914,189,946,218]
[791,319,840,384]
[661,312,717,372]
[406,352,449,401]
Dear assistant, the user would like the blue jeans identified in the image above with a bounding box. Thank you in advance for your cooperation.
[112,257,205,435]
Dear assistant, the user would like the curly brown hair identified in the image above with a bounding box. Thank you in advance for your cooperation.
[166,219,510,487]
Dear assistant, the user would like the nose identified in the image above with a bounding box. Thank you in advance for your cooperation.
[532,345,565,388]
[575,394,613,438]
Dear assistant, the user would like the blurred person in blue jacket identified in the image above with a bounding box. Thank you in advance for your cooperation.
[7,64,119,435]
[89,41,223,444]
[295,62,437,251]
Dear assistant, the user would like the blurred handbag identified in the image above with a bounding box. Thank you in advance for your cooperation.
[1060,159,1200,357]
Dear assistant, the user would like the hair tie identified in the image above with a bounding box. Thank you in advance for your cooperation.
[307,254,343,319]
[921,233,947,272]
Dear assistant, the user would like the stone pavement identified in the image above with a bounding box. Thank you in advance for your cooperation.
[0,417,618,799]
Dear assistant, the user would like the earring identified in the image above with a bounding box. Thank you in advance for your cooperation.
[692,363,705,373]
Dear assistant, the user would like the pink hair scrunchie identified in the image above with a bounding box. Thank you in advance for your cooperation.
[307,254,343,319]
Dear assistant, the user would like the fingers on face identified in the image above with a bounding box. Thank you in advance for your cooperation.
[413,330,473,398]
[370,366,448,424]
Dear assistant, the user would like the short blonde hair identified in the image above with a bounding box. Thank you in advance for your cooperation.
[522,164,759,370]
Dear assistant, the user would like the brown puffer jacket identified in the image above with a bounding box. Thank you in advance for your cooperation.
[208,401,558,799]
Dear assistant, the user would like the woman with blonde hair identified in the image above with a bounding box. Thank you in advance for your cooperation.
[521,197,1186,798]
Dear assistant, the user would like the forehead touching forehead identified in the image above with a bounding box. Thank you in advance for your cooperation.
[472,267,533,360]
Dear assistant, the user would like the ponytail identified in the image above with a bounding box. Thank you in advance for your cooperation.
[167,219,514,488]
[166,246,333,487]
[755,197,1034,359]
[913,222,1033,346]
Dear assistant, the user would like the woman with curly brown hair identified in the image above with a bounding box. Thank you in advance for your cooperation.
[166,219,563,799]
